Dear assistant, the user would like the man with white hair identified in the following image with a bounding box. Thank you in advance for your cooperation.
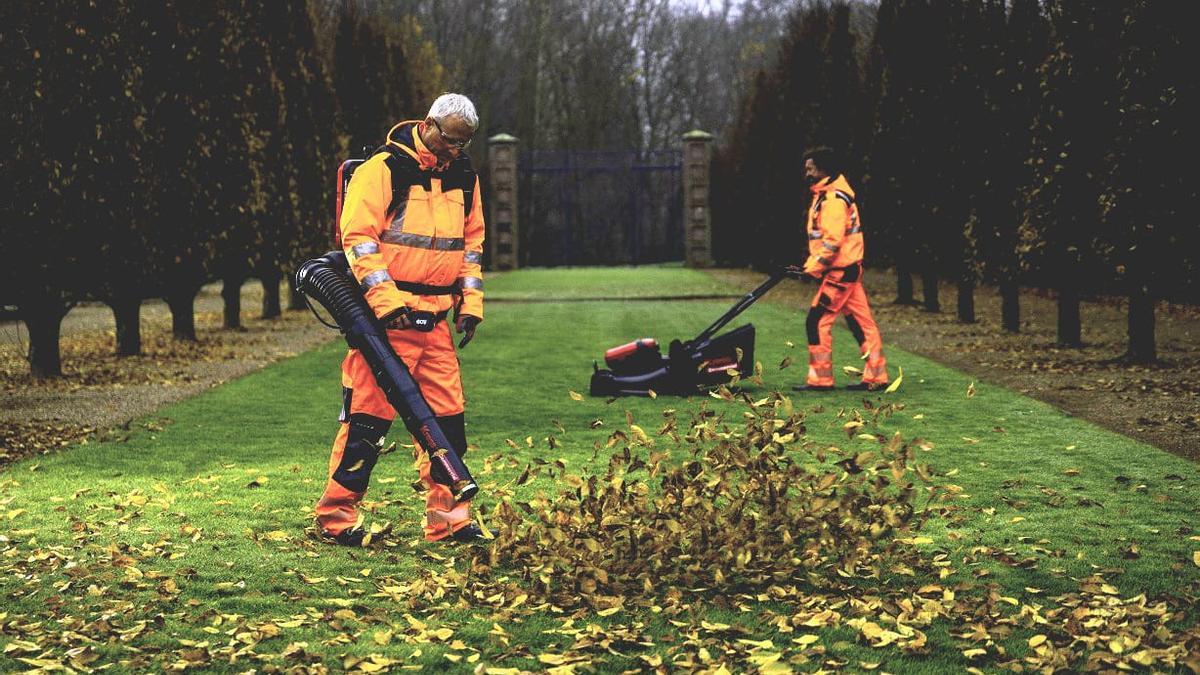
[315,93,488,545]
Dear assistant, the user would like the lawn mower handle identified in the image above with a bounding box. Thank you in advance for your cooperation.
[688,269,789,348]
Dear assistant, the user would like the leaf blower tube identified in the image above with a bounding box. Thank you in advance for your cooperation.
[295,251,478,503]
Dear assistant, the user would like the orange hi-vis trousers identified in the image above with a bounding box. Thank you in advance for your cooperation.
[805,265,888,387]
[314,320,473,542]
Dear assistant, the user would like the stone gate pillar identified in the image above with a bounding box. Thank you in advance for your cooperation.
[487,133,519,270]
[682,130,714,267]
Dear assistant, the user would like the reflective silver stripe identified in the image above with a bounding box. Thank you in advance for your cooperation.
[463,251,483,264]
[808,231,822,240]
[847,225,862,234]
[822,242,840,252]
[834,190,854,206]
[458,276,483,290]
[379,231,465,251]
[349,242,379,259]
[361,269,393,289]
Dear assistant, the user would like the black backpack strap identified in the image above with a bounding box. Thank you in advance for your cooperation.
[441,157,477,218]
[374,144,428,217]
[374,143,475,219]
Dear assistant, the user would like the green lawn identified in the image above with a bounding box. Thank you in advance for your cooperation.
[2,266,1198,673]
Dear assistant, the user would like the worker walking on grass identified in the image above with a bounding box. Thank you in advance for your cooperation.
[314,93,487,545]
[792,146,889,392]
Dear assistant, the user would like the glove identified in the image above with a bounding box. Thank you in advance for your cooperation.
[383,307,413,330]
[782,265,804,279]
[455,314,480,348]
[383,307,439,331]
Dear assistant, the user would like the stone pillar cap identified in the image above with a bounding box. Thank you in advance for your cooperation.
[682,130,713,140]
[488,133,519,143]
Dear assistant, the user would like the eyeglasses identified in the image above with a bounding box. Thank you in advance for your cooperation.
[431,118,472,150]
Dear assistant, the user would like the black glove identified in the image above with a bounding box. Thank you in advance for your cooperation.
[382,307,413,330]
[456,314,480,348]
[384,307,439,331]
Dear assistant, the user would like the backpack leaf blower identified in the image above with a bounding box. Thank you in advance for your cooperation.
[296,251,478,502]
[590,270,790,397]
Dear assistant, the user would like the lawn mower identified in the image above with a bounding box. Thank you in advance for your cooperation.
[589,269,792,397]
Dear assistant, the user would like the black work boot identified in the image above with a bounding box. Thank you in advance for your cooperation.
[448,523,489,544]
[320,525,366,547]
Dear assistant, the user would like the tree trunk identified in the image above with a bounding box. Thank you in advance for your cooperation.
[1000,278,1020,333]
[1126,283,1156,363]
[1056,284,1082,347]
[921,270,940,312]
[894,266,915,305]
[24,303,69,378]
[166,286,199,341]
[956,279,975,323]
[109,294,142,357]
[222,275,243,330]
[260,272,282,319]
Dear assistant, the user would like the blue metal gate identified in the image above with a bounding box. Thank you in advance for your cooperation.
[518,149,683,266]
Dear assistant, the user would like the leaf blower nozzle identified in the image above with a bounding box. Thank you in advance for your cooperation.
[296,252,478,502]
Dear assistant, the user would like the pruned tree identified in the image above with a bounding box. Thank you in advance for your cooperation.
[1022,0,1126,347]
[1100,0,1194,363]
[0,1,82,375]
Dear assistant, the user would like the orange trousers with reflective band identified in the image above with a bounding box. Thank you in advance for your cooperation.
[314,321,473,541]
[806,267,888,387]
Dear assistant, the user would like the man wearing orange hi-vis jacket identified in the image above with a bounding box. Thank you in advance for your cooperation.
[314,93,487,545]
[791,146,889,392]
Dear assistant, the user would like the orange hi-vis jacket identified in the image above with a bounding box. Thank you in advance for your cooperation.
[340,121,485,322]
[803,174,864,277]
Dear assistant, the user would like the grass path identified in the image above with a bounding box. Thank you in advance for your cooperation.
[2,267,1197,672]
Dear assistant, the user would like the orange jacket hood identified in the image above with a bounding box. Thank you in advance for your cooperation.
[386,120,445,171]
[809,174,855,199]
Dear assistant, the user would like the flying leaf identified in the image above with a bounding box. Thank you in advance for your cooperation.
[967,381,976,398]
[884,366,903,393]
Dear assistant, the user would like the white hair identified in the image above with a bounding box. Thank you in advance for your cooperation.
[427,93,478,130]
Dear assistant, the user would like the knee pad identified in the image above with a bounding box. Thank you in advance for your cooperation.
[428,413,467,485]
[844,315,866,345]
[806,307,828,345]
[436,413,467,455]
[332,413,392,493]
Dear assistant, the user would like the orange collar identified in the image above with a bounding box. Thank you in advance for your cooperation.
[411,122,444,170]
[385,120,447,171]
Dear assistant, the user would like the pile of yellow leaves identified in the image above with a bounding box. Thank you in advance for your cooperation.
[474,391,948,610]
